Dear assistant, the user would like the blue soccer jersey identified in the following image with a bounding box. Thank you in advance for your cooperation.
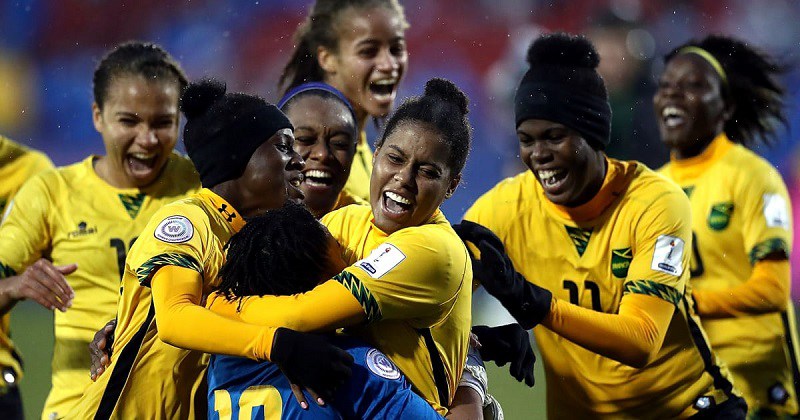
[208,336,444,419]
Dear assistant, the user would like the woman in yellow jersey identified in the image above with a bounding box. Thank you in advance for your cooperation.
[0,42,200,420]
[455,33,746,419]
[205,78,474,416]
[279,0,409,201]
[0,135,53,419]
[68,78,355,419]
[654,36,797,418]
[277,82,367,217]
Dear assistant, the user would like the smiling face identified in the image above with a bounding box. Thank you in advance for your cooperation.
[319,6,408,125]
[653,54,730,159]
[518,119,605,207]
[232,128,306,218]
[283,94,357,217]
[370,121,459,234]
[92,75,180,188]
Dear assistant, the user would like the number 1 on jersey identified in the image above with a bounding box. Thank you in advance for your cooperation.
[563,279,602,311]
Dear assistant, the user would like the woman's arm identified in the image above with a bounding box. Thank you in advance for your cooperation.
[543,293,675,368]
[693,258,789,318]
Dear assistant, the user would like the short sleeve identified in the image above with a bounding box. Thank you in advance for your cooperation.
[127,205,206,287]
[334,227,467,327]
[623,189,692,306]
[739,166,792,264]
[0,173,54,278]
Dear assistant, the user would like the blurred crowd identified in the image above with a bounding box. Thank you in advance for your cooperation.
[2,0,799,293]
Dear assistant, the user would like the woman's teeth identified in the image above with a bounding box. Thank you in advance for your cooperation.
[538,169,565,187]
[303,170,333,186]
[385,191,411,205]
[662,106,687,128]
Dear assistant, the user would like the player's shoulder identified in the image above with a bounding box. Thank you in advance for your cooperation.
[323,202,373,228]
[476,170,537,207]
[625,162,687,206]
[724,143,785,190]
[163,152,202,188]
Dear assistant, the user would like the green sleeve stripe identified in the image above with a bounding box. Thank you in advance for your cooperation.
[334,270,382,322]
[748,238,789,265]
[135,253,202,287]
[623,279,682,306]
[0,262,17,280]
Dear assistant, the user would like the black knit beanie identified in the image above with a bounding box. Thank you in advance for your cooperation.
[181,78,293,188]
[514,33,611,149]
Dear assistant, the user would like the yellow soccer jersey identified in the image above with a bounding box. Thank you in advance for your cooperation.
[0,136,52,385]
[68,189,243,419]
[0,153,198,419]
[659,133,798,415]
[321,204,472,414]
[342,130,372,202]
[465,158,736,419]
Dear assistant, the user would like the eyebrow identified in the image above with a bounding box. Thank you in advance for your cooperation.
[387,144,443,172]
[355,36,405,48]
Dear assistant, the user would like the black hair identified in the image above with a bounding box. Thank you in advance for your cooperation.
[377,78,471,175]
[280,89,358,141]
[278,0,408,94]
[216,202,332,299]
[666,35,787,147]
[93,41,188,109]
[526,33,608,100]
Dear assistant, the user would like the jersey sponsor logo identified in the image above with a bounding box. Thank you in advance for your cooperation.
[365,348,401,380]
[67,221,98,238]
[356,243,406,279]
[154,215,194,243]
[651,235,684,276]
[611,247,632,278]
[707,202,734,231]
[763,193,789,230]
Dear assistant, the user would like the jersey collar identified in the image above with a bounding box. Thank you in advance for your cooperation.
[544,157,637,223]
[667,133,733,183]
[197,188,246,233]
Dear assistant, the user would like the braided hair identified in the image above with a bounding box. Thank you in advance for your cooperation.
[216,202,332,299]
[666,35,787,147]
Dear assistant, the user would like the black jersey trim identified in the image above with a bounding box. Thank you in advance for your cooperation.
[419,327,450,407]
[94,302,155,419]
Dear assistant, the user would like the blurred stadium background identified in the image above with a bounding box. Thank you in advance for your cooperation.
[2,0,800,418]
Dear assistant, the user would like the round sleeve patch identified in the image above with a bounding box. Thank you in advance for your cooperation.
[365,348,401,380]
[154,215,194,243]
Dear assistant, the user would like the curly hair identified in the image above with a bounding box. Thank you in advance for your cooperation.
[216,202,332,299]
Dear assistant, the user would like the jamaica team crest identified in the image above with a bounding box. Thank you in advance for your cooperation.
[707,202,734,230]
[611,247,632,278]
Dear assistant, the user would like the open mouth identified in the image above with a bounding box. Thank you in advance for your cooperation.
[661,106,687,129]
[369,79,397,100]
[303,169,334,188]
[287,173,305,201]
[126,152,158,176]
[537,169,568,192]
[382,190,412,215]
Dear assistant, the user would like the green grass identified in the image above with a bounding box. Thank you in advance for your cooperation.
[11,300,546,419]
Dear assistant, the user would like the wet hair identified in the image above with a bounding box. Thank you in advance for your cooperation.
[377,78,471,175]
[666,35,787,147]
[93,41,188,109]
[216,202,331,299]
[278,0,408,94]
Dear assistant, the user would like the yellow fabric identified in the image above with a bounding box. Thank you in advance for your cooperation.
[213,205,471,415]
[67,188,249,419]
[332,188,369,212]
[151,266,275,358]
[694,259,789,318]
[0,136,52,385]
[341,130,372,202]
[660,133,798,415]
[464,158,735,419]
[544,293,675,368]
[0,153,198,419]
[207,280,366,331]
